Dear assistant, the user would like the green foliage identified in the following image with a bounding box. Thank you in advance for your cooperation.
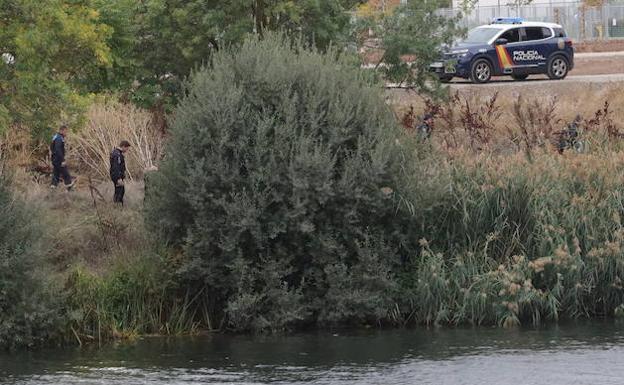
[145,34,418,331]
[442,172,537,260]
[0,0,460,135]
[126,0,362,111]
[367,1,463,97]
[0,0,112,136]
[0,177,64,349]
[389,154,624,327]
[226,257,306,331]
[85,0,140,93]
[319,237,397,325]
[67,252,199,340]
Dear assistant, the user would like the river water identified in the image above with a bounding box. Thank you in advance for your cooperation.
[2,322,624,385]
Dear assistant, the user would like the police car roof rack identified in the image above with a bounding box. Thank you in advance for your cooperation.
[491,17,524,24]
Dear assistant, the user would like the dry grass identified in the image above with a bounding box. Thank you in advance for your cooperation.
[392,82,624,156]
[391,82,624,124]
[73,101,165,181]
[0,126,50,178]
[0,101,161,274]
[575,39,624,53]
[14,179,149,274]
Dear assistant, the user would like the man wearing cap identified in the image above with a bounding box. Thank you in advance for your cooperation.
[110,140,131,205]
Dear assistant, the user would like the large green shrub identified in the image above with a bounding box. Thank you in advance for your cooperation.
[145,35,419,331]
[0,179,64,348]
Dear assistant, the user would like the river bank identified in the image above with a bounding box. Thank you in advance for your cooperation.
[5,39,624,350]
[8,142,624,349]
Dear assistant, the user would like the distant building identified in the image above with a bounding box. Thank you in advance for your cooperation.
[452,0,580,8]
[364,0,407,12]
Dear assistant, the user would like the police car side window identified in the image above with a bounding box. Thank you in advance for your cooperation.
[554,28,567,37]
[524,27,545,41]
[500,28,520,43]
[542,27,553,39]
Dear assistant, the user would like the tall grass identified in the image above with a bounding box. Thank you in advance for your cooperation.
[73,101,164,181]
[35,179,204,342]
[392,149,624,327]
[66,256,202,343]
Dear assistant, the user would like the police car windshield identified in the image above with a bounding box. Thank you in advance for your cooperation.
[462,27,502,44]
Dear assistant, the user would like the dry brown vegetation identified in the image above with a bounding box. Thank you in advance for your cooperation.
[73,101,165,181]
[575,39,624,53]
[0,100,164,191]
[12,178,148,273]
[0,101,161,275]
[390,83,624,157]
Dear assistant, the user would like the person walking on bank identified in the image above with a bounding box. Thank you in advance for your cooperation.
[50,124,76,190]
[110,140,131,205]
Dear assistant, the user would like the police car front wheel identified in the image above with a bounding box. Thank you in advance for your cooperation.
[470,59,492,84]
[547,56,569,80]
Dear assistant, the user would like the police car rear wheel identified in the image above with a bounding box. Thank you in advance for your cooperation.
[548,56,568,80]
[470,59,492,84]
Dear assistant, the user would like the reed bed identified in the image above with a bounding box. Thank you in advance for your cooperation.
[389,112,624,327]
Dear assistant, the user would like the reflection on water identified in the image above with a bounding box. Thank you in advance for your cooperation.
[2,322,624,385]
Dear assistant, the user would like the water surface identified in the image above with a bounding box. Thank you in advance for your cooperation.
[2,322,624,384]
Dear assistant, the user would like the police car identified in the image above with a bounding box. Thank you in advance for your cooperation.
[430,18,574,83]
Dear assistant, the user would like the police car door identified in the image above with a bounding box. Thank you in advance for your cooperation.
[512,27,549,71]
[495,27,521,74]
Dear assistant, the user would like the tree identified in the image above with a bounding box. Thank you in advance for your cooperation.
[0,0,112,137]
[126,0,364,111]
[365,0,463,96]
[145,35,420,330]
[250,0,362,48]
[84,0,140,93]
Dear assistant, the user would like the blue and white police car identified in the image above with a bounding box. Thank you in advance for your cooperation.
[430,18,574,84]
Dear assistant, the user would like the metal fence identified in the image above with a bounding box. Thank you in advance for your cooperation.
[440,3,624,40]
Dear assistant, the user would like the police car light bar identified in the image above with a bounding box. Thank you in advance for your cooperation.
[491,17,524,24]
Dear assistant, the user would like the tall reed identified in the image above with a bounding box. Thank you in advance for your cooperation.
[73,101,164,181]
[392,150,624,327]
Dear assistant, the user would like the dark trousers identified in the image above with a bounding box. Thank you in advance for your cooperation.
[113,182,125,204]
[51,164,72,186]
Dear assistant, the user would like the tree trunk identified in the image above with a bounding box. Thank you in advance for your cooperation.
[254,0,265,37]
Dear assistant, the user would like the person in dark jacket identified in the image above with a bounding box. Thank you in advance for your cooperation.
[556,114,582,154]
[110,140,131,204]
[50,125,75,190]
[417,114,434,141]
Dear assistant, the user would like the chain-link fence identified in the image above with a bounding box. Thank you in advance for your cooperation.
[440,3,624,40]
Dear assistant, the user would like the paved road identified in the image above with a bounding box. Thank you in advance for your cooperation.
[448,73,624,88]
[386,73,624,89]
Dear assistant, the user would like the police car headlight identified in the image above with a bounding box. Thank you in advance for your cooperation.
[451,49,469,58]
